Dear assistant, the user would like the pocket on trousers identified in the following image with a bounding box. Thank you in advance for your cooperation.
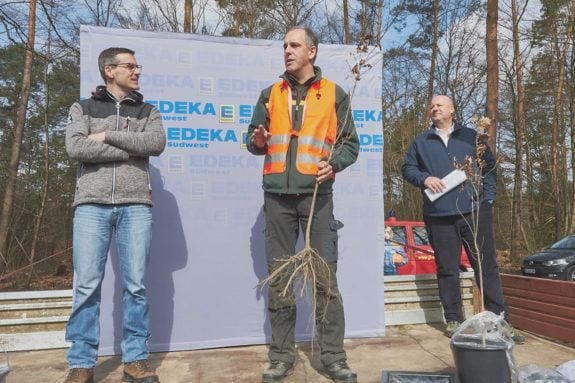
[330,219,344,230]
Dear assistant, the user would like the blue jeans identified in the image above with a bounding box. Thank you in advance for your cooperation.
[66,204,153,368]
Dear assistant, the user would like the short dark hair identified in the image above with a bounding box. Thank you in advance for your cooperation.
[98,47,135,82]
[287,26,319,63]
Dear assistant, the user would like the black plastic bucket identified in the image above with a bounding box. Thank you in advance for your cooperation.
[451,338,511,383]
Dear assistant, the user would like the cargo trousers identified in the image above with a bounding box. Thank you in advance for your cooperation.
[263,191,347,367]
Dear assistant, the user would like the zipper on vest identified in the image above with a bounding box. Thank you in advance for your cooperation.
[294,95,299,124]
[111,101,120,203]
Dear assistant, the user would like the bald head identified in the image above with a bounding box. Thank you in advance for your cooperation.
[429,95,454,130]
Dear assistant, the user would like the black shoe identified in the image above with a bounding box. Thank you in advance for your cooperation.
[324,360,357,383]
[262,361,294,382]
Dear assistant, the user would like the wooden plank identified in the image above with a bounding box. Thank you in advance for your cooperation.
[505,296,575,319]
[510,314,575,343]
[501,274,575,298]
[509,306,575,329]
[503,286,575,307]
[502,274,575,344]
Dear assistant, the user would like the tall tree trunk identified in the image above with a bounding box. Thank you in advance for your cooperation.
[28,2,53,285]
[485,0,498,154]
[567,0,575,233]
[184,0,192,32]
[550,19,572,240]
[570,35,575,233]
[510,0,525,263]
[234,0,240,36]
[0,0,37,264]
[375,0,384,43]
[423,0,439,127]
[343,0,350,44]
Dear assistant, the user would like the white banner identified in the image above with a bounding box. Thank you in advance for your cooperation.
[79,25,385,354]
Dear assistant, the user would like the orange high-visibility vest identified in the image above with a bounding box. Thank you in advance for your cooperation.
[263,78,337,175]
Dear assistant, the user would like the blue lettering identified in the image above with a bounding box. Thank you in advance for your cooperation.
[203,103,216,116]
[166,128,238,143]
[189,102,201,114]
[224,130,237,142]
[359,134,383,146]
[161,115,187,121]
[353,110,364,122]
[353,109,382,122]
[159,101,174,113]
[167,127,180,140]
[365,110,376,121]
[149,101,217,115]
[197,129,209,141]
[182,128,195,140]
[210,130,223,141]
[175,101,187,114]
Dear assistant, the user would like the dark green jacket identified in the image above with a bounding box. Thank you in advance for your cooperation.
[247,67,359,194]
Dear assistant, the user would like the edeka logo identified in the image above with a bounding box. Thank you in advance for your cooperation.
[220,105,234,123]
[239,104,254,124]
[147,100,216,116]
[147,100,255,124]
[167,127,238,149]
[223,104,255,125]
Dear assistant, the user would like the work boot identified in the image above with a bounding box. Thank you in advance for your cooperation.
[262,360,294,382]
[508,324,526,345]
[324,360,357,383]
[123,359,160,383]
[445,321,461,338]
[63,368,94,383]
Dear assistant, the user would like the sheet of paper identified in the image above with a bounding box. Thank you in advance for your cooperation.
[424,169,467,202]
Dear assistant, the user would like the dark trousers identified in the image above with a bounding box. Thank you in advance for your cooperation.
[424,202,508,322]
[264,192,346,366]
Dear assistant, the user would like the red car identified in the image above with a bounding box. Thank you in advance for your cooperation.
[385,215,472,275]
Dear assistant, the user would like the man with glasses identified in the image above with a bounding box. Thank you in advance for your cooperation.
[63,47,165,383]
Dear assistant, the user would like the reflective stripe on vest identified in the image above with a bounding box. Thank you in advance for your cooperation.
[263,78,337,175]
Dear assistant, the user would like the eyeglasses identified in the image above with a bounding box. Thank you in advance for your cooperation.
[108,62,142,72]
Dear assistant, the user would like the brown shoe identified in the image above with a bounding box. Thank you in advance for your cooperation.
[123,359,160,383]
[63,368,94,383]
